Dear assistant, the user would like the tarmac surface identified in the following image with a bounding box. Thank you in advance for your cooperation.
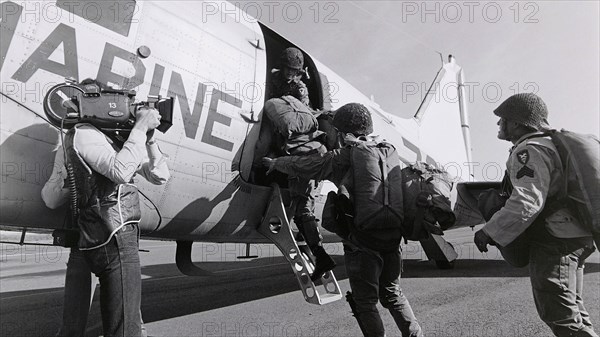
[1,227,599,337]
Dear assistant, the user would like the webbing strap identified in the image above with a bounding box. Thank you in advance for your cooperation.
[380,151,389,206]
[552,133,572,205]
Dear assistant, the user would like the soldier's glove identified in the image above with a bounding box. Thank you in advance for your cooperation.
[474,229,493,253]
[262,157,276,175]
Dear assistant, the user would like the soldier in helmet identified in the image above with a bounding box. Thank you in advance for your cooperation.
[263,103,423,337]
[260,78,335,283]
[268,47,309,104]
[474,93,597,337]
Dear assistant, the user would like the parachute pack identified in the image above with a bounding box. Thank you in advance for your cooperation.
[475,130,600,267]
[401,162,456,242]
[263,95,319,139]
[349,140,404,232]
[545,129,600,248]
[263,95,324,155]
[321,140,456,246]
[320,139,404,250]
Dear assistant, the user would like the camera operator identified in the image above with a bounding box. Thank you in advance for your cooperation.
[58,79,170,337]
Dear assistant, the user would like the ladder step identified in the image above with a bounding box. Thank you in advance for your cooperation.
[316,292,343,305]
[257,184,342,305]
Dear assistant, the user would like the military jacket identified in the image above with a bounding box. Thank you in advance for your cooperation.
[483,132,591,246]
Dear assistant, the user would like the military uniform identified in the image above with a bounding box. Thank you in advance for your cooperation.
[267,69,307,101]
[273,147,422,337]
[268,47,309,102]
[483,132,596,337]
[268,103,423,337]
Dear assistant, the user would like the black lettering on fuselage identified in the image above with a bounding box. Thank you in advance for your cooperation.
[0,2,22,73]
[202,89,241,151]
[12,23,79,82]
[149,64,165,96]
[2,19,245,153]
[96,43,145,89]
[56,0,134,37]
[167,71,208,140]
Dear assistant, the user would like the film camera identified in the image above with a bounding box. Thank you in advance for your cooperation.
[43,79,174,134]
[44,80,175,247]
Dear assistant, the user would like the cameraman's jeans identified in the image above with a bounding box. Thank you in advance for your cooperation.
[344,240,423,337]
[83,224,142,337]
[57,247,147,337]
[57,248,95,337]
[530,230,597,337]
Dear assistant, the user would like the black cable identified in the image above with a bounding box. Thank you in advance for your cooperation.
[61,116,79,228]
[137,188,162,232]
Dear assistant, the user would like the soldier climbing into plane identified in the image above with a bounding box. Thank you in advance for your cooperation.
[252,47,338,281]
[267,47,310,105]
[261,74,336,281]
[263,103,424,337]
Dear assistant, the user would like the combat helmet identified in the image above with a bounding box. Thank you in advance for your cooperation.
[280,47,304,70]
[332,103,373,137]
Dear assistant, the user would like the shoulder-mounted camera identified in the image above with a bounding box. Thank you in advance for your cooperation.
[43,78,174,134]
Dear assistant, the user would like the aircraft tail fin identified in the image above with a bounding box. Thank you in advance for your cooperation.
[415,56,473,182]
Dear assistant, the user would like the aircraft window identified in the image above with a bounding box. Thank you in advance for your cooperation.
[57,0,136,37]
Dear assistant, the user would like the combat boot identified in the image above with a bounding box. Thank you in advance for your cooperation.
[310,245,336,281]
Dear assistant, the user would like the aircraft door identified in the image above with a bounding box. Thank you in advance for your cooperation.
[233,35,267,182]
[237,23,334,186]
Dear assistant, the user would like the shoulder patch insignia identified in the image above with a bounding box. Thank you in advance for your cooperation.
[516,150,529,165]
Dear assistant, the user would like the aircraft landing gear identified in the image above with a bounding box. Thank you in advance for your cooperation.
[175,241,214,276]
[435,259,455,269]
[237,243,259,260]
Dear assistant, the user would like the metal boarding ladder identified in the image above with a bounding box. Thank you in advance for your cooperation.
[257,184,342,305]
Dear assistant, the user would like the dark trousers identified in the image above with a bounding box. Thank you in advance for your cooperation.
[529,228,597,337]
[57,246,147,337]
[57,248,94,337]
[344,240,423,337]
[289,177,322,250]
[81,225,142,337]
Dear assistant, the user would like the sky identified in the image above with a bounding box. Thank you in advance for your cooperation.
[238,1,600,181]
